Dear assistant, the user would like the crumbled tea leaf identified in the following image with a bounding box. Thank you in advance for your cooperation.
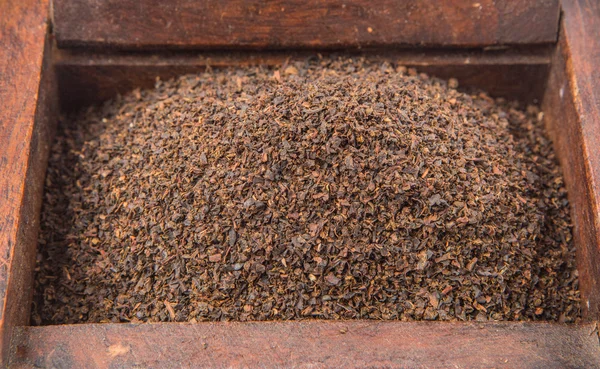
[164,300,176,320]
[325,274,341,286]
[209,254,222,263]
[32,57,579,325]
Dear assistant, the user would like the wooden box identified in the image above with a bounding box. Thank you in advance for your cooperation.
[1,0,600,367]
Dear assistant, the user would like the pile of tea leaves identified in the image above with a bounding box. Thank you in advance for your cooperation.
[33,57,580,325]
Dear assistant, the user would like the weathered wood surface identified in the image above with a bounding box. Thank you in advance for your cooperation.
[55,47,551,111]
[8,321,600,368]
[0,0,53,366]
[52,0,560,50]
[542,0,600,321]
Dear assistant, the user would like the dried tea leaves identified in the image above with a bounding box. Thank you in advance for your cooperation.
[33,57,579,325]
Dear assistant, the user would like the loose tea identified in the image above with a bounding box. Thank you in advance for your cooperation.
[33,57,580,325]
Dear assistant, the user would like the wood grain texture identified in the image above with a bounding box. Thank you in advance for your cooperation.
[55,47,551,112]
[541,0,600,321]
[0,0,53,365]
[52,0,560,50]
[8,321,600,369]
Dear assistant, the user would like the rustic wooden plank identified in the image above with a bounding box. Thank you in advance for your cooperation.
[0,0,54,365]
[8,322,600,368]
[52,0,560,50]
[55,47,551,111]
[542,0,600,321]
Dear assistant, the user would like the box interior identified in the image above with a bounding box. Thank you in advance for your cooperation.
[27,45,584,326]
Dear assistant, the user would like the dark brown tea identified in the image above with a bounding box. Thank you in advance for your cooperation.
[33,57,579,325]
